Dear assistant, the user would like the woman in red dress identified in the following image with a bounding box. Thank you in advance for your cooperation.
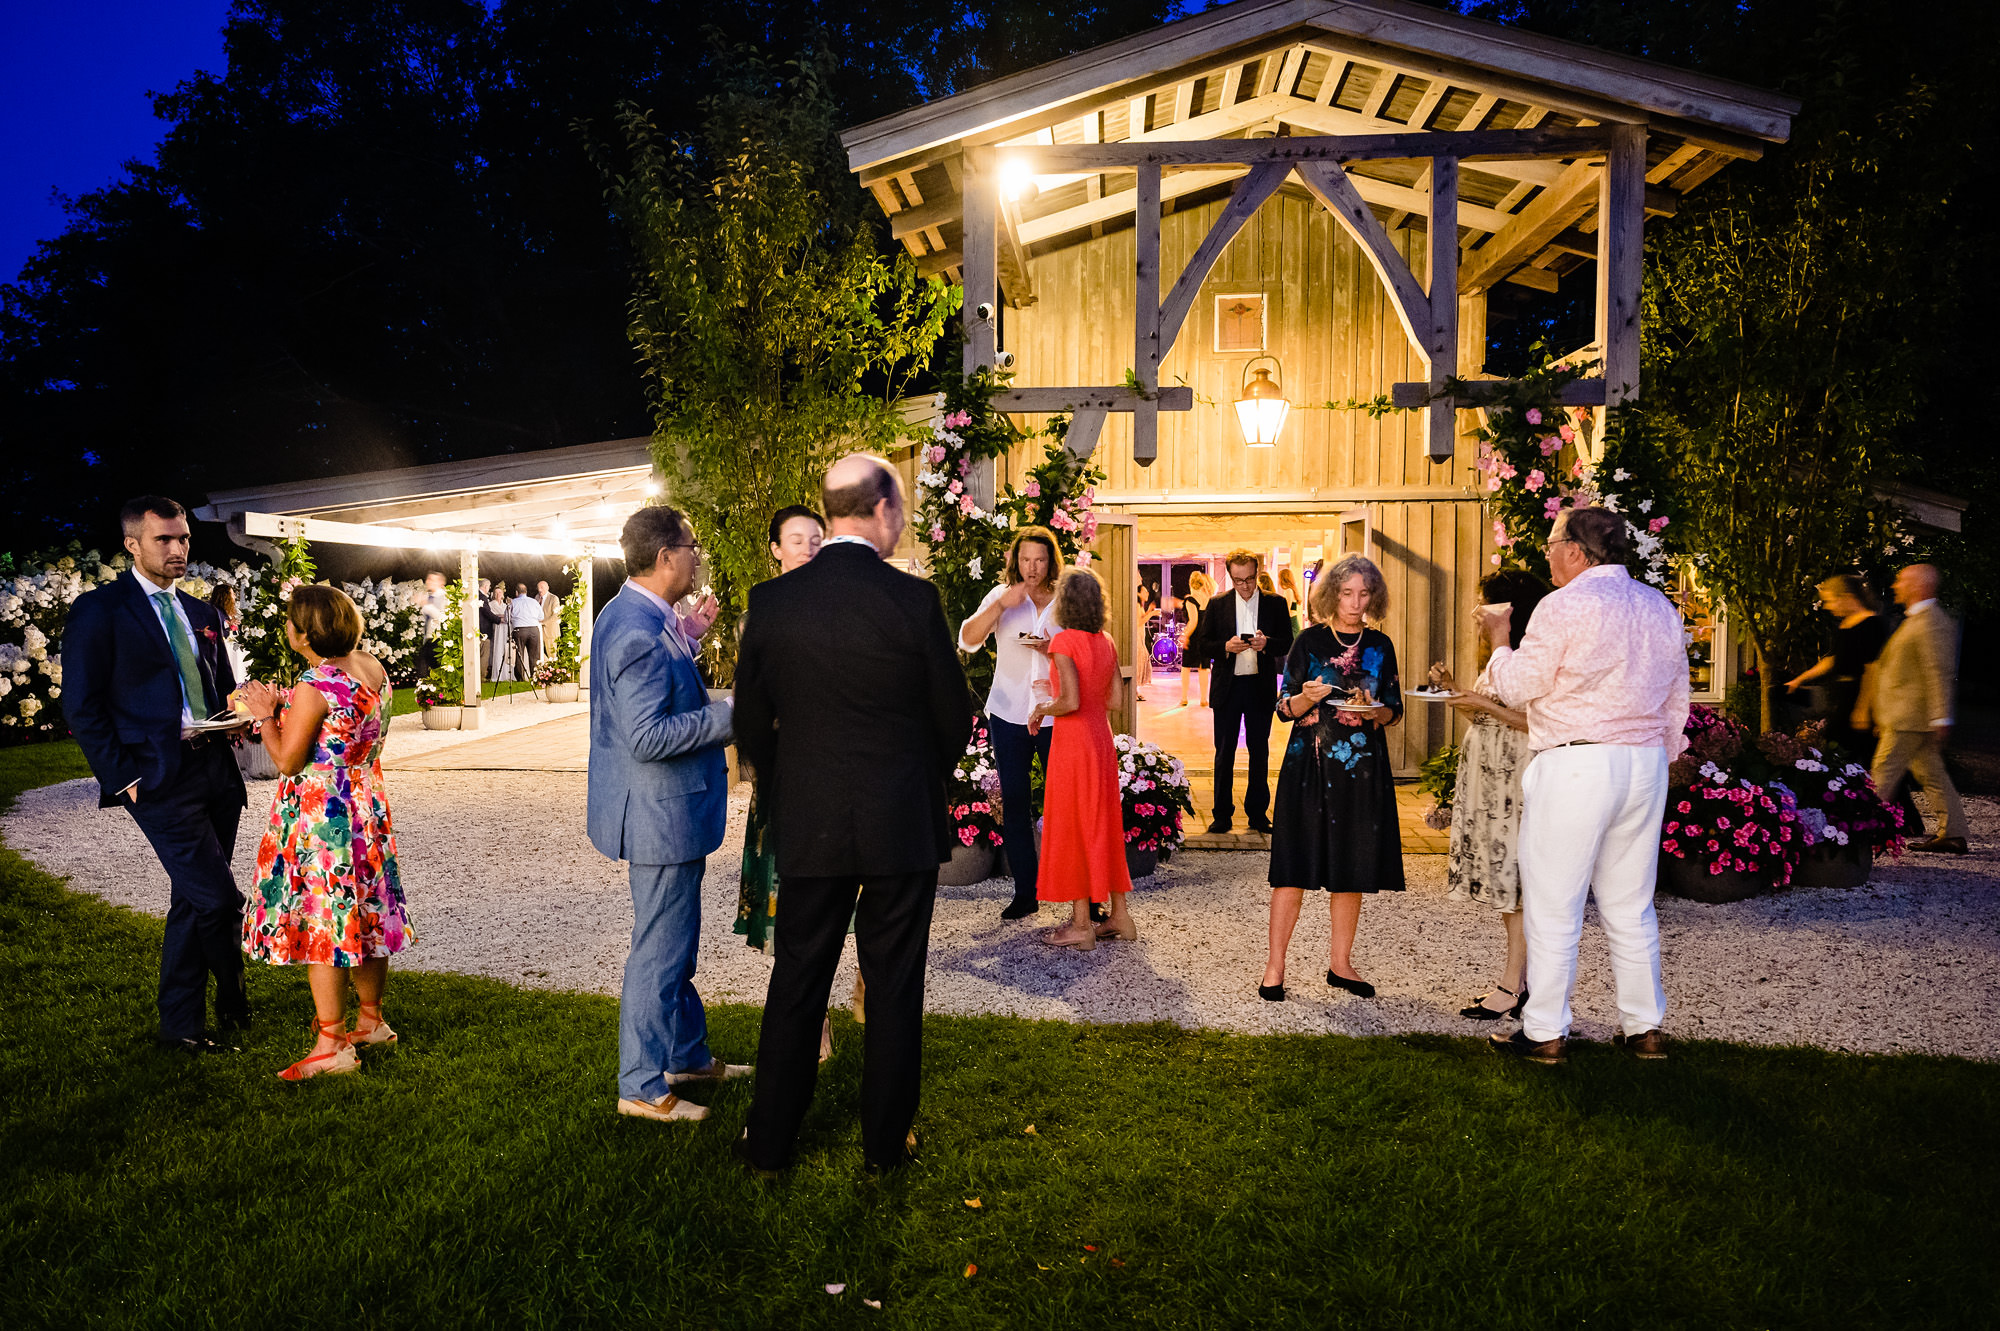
[1029,566,1134,950]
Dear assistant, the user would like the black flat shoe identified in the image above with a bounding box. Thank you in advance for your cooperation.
[1247,818,1273,835]
[1205,819,1232,835]
[999,897,1039,921]
[1326,970,1376,999]
[1459,985,1527,1021]
[1258,983,1285,1002]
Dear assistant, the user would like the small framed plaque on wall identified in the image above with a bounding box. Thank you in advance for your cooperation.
[1215,293,1266,353]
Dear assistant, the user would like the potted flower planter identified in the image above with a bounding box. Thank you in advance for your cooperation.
[1791,842,1872,889]
[937,844,997,886]
[1126,845,1159,880]
[421,705,462,731]
[1656,851,1782,904]
[543,682,580,703]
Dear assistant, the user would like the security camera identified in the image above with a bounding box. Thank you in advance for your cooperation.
[995,350,1017,370]
[974,302,995,323]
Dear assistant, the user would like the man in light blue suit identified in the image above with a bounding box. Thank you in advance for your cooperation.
[588,504,749,1123]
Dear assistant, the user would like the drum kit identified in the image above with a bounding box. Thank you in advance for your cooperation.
[1146,610,1181,670]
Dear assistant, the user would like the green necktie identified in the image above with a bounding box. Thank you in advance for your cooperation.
[153,591,209,716]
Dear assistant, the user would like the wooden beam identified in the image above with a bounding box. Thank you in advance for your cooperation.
[1403,77,1450,130]
[1391,378,1607,408]
[1133,162,1162,466]
[1647,141,1703,183]
[996,386,1194,413]
[999,195,1037,307]
[1425,156,1459,461]
[1065,407,1108,460]
[915,248,961,278]
[1504,266,1559,292]
[1293,159,1432,356]
[1458,157,1599,293]
[962,145,998,376]
[1157,163,1290,361]
[1597,123,1646,403]
[1003,125,1614,170]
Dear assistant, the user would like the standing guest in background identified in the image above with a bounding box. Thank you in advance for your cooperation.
[414,570,448,677]
[1135,581,1158,691]
[1179,569,1213,708]
[508,582,544,680]
[1481,506,1688,1064]
[63,496,251,1052]
[1276,567,1305,633]
[1028,567,1135,949]
[958,526,1062,921]
[237,585,412,1080]
[1857,563,1969,854]
[588,505,744,1124]
[537,580,562,647]
[735,453,973,1174]
[476,578,502,684]
[1262,555,1402,1001]
[1193,550,1295,835]
[738,505,850,1063]
[208,584,248,687]
[1434,569,1551,1021]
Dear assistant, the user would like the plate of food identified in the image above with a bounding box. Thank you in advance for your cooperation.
[1405,687,1460,701]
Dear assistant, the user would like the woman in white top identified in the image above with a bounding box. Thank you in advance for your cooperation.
[958,526,1062,921]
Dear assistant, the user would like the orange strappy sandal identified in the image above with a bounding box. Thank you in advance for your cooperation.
[351,1001,398,1046]
[278,1019,361,1080]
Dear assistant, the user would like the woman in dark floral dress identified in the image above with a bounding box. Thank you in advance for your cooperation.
[1261,555,1404,1002]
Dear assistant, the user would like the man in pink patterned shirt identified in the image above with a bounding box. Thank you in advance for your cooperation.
[1478,506,1689,1064]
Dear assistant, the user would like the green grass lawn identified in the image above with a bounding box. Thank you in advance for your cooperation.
[1,743,1996,1327]
[387,678,543,717]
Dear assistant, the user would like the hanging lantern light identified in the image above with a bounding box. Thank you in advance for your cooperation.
[1234,355,1290,447]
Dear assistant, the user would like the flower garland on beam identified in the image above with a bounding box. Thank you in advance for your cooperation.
[1467,357,1680,585]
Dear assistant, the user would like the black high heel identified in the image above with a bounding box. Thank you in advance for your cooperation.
[1326,970,1376,999]
[1258,983,1285,1002]
[1459,983,1528,1021]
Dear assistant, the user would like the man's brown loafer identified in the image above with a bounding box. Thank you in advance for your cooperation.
[1614,1029,1669,1059]
[616,1093,708,1122]
[1489,1030,1567,1064]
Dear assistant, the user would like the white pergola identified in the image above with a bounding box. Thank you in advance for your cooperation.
[195,437,658,711]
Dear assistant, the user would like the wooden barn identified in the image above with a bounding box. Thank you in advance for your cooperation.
[843,0,1796,792]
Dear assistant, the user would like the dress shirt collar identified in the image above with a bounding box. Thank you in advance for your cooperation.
[623,578,677,620]
[131,566,177,599]
[1567,563,1630,587]
[821,534,880,554]
[1906,598,1936,616]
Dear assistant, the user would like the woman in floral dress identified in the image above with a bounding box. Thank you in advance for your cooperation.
[238,585,412,1080]
[1438,569,1550,1020]
[1262,555,1403,1002]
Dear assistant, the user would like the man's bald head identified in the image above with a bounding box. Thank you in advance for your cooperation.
[1894,562,1940,609]
[821,451,907,556]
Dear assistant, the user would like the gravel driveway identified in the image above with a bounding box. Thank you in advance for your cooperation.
[8,774,1997,1058]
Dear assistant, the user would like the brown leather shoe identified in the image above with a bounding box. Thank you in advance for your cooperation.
[1489,1030,1567,1064]
[616,1093,708,1123]
[1614,1029,1669,1059]
[1912,836,1968,855]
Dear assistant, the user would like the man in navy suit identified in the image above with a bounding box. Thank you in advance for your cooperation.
[63,496,250,1052]
[587,503,746,1123]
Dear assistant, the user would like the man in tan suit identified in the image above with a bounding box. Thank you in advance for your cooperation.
[1856,564,1968,853]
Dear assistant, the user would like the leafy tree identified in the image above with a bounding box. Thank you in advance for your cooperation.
[585,45,957,682]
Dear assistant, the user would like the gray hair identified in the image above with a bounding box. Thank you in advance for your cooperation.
[1310,554,1389,623]
[1556,506,1632,566]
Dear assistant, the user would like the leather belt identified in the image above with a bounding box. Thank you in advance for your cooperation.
[1552,739,1599,747]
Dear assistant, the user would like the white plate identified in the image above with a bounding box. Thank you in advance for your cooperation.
[1405,689,1461,700]
[186,715,251,734]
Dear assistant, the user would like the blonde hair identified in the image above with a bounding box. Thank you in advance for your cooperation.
[1187,569,1213,601]
[288,584,365,657]
[1310,555,1388,624]
[1053,566,1106,633]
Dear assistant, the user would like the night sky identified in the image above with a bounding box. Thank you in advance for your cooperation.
[0,0,231,286]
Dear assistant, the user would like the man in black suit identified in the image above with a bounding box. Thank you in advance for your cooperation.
[1194,550,1295,834]
[63,496,250,1051]
[733,453,973,1173]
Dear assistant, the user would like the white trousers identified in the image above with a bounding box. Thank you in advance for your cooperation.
[1518,744,1669,1041]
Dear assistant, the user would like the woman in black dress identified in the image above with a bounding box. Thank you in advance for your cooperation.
[1260,554,1404,1002]
[1785,575,1889,759]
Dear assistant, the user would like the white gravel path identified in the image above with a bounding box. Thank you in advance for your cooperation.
[8,773,1998,1059]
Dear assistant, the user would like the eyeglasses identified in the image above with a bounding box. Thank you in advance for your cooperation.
[665,541,704,558]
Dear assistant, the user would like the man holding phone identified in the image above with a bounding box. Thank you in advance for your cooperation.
[1195,550,1295,834]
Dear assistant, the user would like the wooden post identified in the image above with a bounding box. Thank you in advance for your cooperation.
[1133,161,1162,467]
[578,552,596,700]
[459,546,480,721]
[1597,124,1646,404]
[1425,156,1460,462]
[962,144,1000,504]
